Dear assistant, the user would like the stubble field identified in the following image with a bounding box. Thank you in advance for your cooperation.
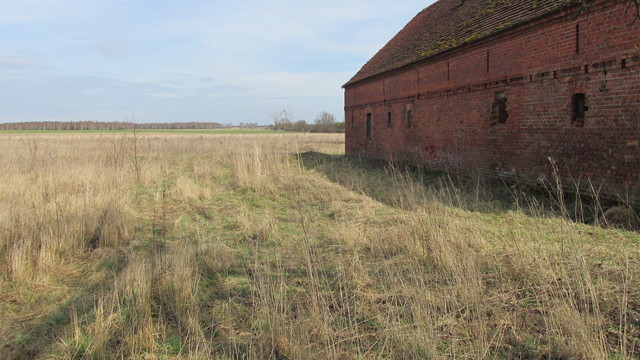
[0,132,638,359]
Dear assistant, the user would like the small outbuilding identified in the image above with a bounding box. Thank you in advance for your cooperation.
[344,0,640,200]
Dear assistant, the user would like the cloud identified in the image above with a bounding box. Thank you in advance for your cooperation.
[100,39,127,58]
[0,55,47,70]
[248,71,352,98]
[0,0,123,23]
[0,0,434,124]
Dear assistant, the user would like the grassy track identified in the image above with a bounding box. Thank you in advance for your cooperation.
[0,133,638,359]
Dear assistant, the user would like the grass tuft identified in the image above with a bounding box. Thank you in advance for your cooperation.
[0,132,638,359]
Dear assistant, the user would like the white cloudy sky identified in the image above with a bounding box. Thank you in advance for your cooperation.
[0,0,434,124]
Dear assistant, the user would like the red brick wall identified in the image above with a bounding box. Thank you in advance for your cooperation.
[345,0,640,199]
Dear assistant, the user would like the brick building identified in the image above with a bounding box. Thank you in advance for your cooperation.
[344,0,640,200]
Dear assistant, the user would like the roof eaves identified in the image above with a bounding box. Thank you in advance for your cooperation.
[343,0,578,88]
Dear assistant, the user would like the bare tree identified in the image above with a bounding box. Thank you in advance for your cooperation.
[313,111,337,132]
[272,109,294,131]
[292,120,309,132]
[576,0,639,23]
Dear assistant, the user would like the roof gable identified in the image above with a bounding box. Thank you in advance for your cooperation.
[345,0,577,86]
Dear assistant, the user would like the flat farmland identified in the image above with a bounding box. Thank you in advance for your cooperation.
[0,128,281,135]
[0,133,638,359]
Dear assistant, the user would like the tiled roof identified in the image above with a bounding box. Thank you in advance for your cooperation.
[345,0,577,86]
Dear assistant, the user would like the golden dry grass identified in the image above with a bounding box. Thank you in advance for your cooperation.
[0,132,638,359]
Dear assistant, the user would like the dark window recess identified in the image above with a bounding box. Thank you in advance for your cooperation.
[486,50,490,73]
[406,110,413,128]
[351,115,355,128]
[387,112,392,127]
[491,92,508,125]
[366,113,372,140]
[576,23,580,54]
[571,93,587,124]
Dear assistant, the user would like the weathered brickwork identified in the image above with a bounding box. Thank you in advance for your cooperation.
[345,0,640,199]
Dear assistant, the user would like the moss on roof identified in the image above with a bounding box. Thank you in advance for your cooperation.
[345,0,577,86]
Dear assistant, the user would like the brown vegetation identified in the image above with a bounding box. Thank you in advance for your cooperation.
[0,133,638,359]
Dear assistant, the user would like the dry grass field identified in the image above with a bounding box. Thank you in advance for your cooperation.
[0,132,638,359]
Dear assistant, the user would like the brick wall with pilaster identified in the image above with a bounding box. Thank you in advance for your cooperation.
[345,0,640,199]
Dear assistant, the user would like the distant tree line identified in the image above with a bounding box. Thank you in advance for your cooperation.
[237,122,260,128]
[271,110,344,133]
[0,115,342,132]
[0,121,225,131]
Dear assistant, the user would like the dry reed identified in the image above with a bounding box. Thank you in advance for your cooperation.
[0,132,637,359]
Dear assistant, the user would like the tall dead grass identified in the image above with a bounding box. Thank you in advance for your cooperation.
[0,132,637,359]
[0,135,133,283]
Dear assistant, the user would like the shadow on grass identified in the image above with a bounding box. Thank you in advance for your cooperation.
[1,249,129,359]
[297,151,607,224]
[2,290,98,360]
